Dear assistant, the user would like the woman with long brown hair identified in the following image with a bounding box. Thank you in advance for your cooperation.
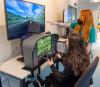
[45,33,90,87]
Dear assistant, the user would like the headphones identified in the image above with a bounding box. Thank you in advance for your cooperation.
[77,19,82,25]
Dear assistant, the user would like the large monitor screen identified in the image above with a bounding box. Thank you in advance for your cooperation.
[36,36,52,57]
[64,6,77,23]
[5,0,45,40]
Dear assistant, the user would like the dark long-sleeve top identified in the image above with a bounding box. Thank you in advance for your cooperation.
[50,58,80,86]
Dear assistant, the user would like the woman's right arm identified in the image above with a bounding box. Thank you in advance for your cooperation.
[47,21,70,28]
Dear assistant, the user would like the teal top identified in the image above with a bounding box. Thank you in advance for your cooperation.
[70,22,96,43]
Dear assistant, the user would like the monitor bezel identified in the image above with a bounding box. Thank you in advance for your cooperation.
[4,0,45,40]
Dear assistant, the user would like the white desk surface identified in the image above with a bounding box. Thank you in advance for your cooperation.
[58,38,67,43]
[0,55,31,80]
[0,38,67,80]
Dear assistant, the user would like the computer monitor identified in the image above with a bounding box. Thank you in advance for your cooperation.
[36,35,52,57]
[5,0,45,40]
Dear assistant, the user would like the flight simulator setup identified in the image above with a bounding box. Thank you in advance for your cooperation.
[22,33,59,71]
[21,33,59,87]
[4,0,62,86]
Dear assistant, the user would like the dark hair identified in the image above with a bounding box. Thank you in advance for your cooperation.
[77,19,83,25]
[64,33,89,76]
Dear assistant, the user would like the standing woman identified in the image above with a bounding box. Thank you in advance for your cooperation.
[72,9,96,56]
[48,9,96,58]
[73,9,96,87]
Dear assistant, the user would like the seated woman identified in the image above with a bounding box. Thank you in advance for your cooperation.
[37,33,90,87]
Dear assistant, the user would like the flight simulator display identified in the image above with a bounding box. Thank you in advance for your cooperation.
[36,36,52,57]
[22,33,59,69]
[5,0,45,40]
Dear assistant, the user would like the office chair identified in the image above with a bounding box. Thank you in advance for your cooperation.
[74,56,99,87]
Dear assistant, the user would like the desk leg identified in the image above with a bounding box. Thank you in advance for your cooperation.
[0,76,2,87]
[20,79,27,87]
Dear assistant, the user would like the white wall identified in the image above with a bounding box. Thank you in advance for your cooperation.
[0,0,21,64]
[57,0,78,21]
[56,0,78,36]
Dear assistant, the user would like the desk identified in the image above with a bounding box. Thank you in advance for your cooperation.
[0,55,31,87]
[58,38,68,43]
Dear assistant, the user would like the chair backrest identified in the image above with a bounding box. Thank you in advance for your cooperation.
[74,56,99,87]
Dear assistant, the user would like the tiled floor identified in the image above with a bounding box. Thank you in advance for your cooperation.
[1,32,100,87]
